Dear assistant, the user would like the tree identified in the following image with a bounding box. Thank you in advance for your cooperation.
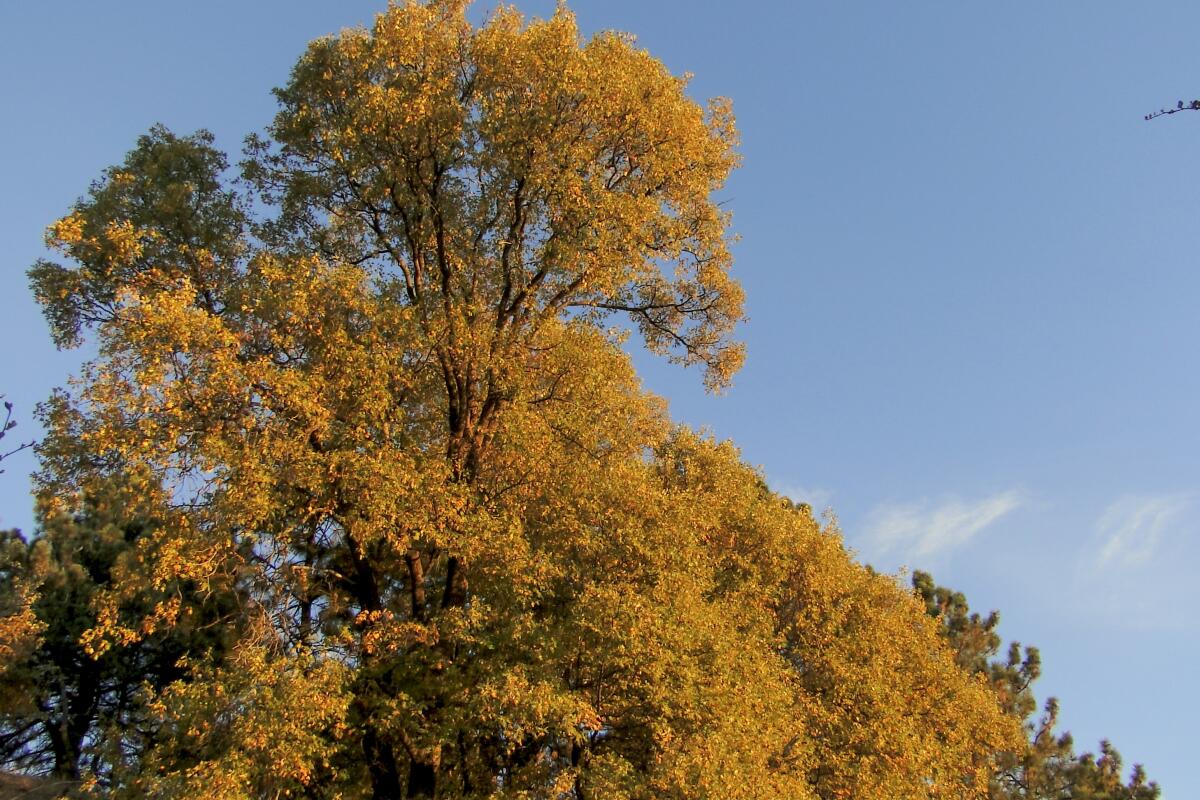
[0,472,242,787]
[913,571,1160,800]
[17,2,1021,797]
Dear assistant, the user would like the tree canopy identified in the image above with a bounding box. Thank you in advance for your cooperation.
[2,2,1149,798]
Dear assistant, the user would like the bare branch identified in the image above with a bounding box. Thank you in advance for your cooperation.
[0,396,35,474]
[1144,99,1200,120]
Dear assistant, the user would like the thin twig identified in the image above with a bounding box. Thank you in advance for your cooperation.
[0,397,36,474]
[1144,100,1200,121]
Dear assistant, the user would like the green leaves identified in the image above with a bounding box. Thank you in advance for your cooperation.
[29,125,247,349]
[914,571,1161,800]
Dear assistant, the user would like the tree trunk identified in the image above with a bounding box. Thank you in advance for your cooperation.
[364,727,405,799]
[441,556,468,610]
[406,758,437,798]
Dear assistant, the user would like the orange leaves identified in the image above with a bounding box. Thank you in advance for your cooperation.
[45,211,87,249]
[357,610,439,655]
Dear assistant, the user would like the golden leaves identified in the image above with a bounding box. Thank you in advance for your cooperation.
[23,3,1021,797]
[264,0,744,398]
[776,517,1024,799]
[0,580,44,677]
[134,644,351,798]
[45,211,87,249]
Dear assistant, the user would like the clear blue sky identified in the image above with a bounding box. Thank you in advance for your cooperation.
[2,2,1196,795]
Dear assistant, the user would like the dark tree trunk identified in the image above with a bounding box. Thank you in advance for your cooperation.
[571,741,587,800]
[364,727,405,799]
[441,556,468,610]
[406,758,437,798]
[405,548,428,622]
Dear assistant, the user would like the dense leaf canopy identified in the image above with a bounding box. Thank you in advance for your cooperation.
[5,3,1031,798]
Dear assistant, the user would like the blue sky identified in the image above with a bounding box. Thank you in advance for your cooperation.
[2,2,1197,795]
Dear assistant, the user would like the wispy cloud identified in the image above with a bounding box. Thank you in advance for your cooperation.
[777,484,834,511]
[1069,492,1199,632]
[861,490,1024,561]
[1094,493,1191,567]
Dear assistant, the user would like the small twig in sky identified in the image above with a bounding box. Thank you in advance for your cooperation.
[0,397,36,474]
[1145,99,1200,121]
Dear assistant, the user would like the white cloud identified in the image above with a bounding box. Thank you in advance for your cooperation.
[777,484,834,511]
[861,490,1024,561]
[1094,493,1191,567]
[1068,492,1199,632]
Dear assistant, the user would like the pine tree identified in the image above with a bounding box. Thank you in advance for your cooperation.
[913,571,1160,800]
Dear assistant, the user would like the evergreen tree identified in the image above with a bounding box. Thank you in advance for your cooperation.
[0,474,242,787]
[913,571,1160,800]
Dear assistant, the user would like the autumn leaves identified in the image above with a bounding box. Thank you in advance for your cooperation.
[9,2,1023,797]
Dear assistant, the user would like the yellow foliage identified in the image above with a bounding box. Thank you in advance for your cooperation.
[131,644,351,799]
[25,2,1020,797]
[0,580,43,681]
